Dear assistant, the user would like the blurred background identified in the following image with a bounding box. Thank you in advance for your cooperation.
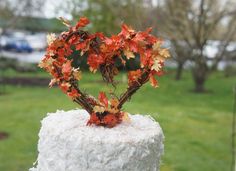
[0,0,236,171]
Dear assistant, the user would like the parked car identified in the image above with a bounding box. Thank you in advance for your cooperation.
[3,38,33,53]
[26,34,47,51]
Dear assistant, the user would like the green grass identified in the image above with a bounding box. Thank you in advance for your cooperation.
[0,70,235,171]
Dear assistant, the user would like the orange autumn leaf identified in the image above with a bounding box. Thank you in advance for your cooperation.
[62,61,72,75]
[128,69,142,86]
[110,98,119,108]
[87,53,104,72]
[103,114,118,128]
[67,88,80,99]
[76,17,90,28]
[119,24,135,38]
[59,82,71,93]
[149,75,158,88]
[87,113,100,126]
[98,92,109,107]
[75,40,88,51]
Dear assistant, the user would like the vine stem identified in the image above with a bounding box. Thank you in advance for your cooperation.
[117,70,149,109]
[64,30,152,116]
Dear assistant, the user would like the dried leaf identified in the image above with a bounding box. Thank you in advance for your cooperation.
[62,61,72,75]
[151,59,162,72]
[110,98,119,108]
[98,92,109,107]
[49,78,57,87]
[124,49,135,59]
[72,68,82,80]
[149,75,158,88]
[128,69,142,86]
[122,112,131,122]
[76,17,90,28]
[46,33,57,45]
[159,48,170,58]
[93,105,105,113]
[38,57,54,69]
[152,41,162,51]
[58,17,71,27]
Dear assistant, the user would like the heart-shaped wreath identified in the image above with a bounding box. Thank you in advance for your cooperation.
[39,17,170,127]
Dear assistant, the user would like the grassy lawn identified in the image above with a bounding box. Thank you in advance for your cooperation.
[0,69,235,171]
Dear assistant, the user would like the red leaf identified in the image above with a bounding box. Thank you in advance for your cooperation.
[94,32,105,40]
[76,17,90,28]
[57,48,65,58]
[59,82,70,93]
[98,92,108,107]
[62,60,72,75]
[75,41,88,51]
[87,113,101,126]
[104,37,113,45]
[128,40,139,53]
[103,114,118,128]
[119,24,134,38]
[149,75,158,88]
[133,32,147,42]
[128,69,142,86]
[87,54,104,72]
[145,27,152,33]
[67,88,80,99]
[140,49,152,67]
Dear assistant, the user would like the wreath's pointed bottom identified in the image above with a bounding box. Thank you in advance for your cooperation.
[29,109,164,171]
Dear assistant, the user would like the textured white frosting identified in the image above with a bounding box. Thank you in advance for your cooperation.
[30,109,164,171]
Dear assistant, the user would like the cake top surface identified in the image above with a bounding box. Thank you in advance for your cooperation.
[41,109,163,143]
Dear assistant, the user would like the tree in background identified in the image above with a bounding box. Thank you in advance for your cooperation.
[157,0,236,92]
[169,40,190,80]
[61,0,157,35]
[0,0,45,29]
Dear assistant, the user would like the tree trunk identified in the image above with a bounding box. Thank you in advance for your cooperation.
[194,78,205,92]
[192,63,208,93]
[175,62,184,80]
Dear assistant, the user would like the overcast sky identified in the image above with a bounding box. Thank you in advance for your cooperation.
[43,0,161,19]
[44,0,72,19]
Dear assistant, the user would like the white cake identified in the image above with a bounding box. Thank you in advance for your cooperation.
[30,109,164,171]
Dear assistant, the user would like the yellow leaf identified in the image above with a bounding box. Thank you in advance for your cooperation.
[49,78,57,88]
[73,68,82,80]
[93,105,105,113]
[122,112,131,122]
[159,48,170,58]
[38,57,54,68]
[110,98,119,108]
[107,108,119,114]
[46,33,56,45]
[151,59,162,72]
[152,41,162,51]
[124,49,135,59]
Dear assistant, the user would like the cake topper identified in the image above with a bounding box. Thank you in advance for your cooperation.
[39,17,170,128]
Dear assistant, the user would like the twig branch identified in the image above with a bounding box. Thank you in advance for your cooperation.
[117,70,149,109]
